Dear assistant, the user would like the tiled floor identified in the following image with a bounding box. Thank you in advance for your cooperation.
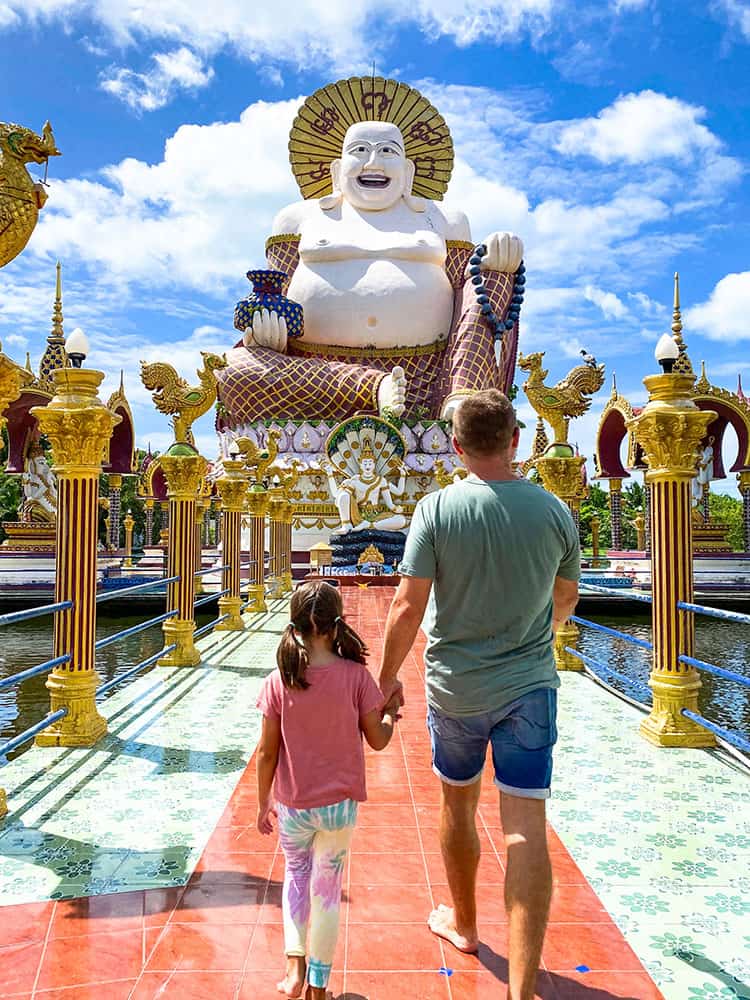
[0,587,746,998]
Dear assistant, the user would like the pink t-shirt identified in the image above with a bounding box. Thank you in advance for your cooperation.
[256,658,384,810]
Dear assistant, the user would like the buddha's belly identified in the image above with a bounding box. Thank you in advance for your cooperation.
[287,259,454,348]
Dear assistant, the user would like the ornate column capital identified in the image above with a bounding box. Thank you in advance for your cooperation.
[536,454,587,503]
[246,487,269,518]
[627,373,716,483]
[738,470,750,492]
[609,477,623,492]
[216,459,249,512]
[159,450,208,498]
[31,369,121,475]
[108,473,123,489]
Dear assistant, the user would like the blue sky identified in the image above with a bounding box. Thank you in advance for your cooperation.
[1,0,749,489]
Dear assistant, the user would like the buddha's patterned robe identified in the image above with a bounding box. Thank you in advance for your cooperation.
[216,237,519,425]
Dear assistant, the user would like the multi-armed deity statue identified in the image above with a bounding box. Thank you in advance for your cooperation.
[216,77,524,429]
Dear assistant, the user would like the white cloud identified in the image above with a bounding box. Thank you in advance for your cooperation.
[101,47,214,112]
[685,272,750,341]
[557,90,720,164]
[716,0,750,39]
[1,0,557,72]
[584,285,629,319]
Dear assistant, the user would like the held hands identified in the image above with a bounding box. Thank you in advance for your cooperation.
[257,799,278,835]
[475,231,524,274]
[242,309,288,352]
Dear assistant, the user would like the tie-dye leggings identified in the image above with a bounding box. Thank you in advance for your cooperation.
[277,799,358,990]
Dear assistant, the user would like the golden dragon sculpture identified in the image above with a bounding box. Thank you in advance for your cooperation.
[140,352,227,446]
[518,350,605,444]
[234,429,282,484]
[0,121,60,268]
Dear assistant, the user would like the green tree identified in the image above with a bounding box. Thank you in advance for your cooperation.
[708,492,744,551]
[0,468,21,544]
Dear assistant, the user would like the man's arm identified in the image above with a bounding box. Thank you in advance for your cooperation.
[378,575,432,702]
[552,575,579,635]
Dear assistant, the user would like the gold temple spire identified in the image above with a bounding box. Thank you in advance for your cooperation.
[38,260,69,388]
[671,271,694,377]
[610,371,618,398]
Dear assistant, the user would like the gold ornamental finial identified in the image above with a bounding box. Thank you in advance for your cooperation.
[671,271,694,377]
[610,371,618,398]
[38,261,69,386]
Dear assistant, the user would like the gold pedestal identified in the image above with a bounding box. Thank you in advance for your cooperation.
[159,618,200,667]
[1,521,56,551]
[244,583,267,614]
[692,521,732,553]
[554,620,583,672]
[640,672,715,748]
[0,787,8,819]
[35,671,107,747]
[215,595,245,631]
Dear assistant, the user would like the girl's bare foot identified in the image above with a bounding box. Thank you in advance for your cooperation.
[428,903,479,953]
[278,955,306,997]
[305,987,333,1000]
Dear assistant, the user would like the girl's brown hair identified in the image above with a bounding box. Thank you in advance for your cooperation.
[277,581,369,690]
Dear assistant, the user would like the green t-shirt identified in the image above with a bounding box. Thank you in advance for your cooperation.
[399,474,580,716]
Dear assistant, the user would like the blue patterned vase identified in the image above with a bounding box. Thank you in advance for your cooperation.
[233,269,304,340]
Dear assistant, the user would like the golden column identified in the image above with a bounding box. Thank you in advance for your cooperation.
[590,514,601,566]
[535,443,588,672]
[608,477,624,550]
[215,454,249,630]
[194,497,205,596]
[158,446,208,667]
[267,482,287,600]
[123,510,135,567]
[739,470,750,554]
[627,334,716,747]
[31,340,120,747]
[108,473,123,550]
[144,498,155,546]
[245,486,269,613]
[282,501,294,594]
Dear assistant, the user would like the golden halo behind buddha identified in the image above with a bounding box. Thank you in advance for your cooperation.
[289,76,454,202]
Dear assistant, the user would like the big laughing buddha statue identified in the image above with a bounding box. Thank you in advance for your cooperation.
[216,77,524,425]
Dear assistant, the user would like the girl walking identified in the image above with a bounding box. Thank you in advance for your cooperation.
[256,581,398,1000]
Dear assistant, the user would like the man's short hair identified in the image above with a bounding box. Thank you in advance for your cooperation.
[453,390,518,456]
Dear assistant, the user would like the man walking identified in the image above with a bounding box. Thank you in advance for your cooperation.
[378,390,580,1000]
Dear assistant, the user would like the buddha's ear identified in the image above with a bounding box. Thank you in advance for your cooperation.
[320,160,344,211]
[403,158,426,213]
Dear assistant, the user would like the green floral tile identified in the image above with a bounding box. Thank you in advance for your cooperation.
[0,604,289,906]
[550,674,750,1000]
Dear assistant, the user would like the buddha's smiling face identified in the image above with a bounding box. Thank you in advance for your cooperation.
[336,122,411,211]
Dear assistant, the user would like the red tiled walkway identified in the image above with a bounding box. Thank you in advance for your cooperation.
[0,589,662,999]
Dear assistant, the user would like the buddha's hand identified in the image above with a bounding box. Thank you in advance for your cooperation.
[242,308,288,352]
[476,231,524,274]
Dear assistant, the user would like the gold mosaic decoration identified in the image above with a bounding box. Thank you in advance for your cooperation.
[289,76,454,202]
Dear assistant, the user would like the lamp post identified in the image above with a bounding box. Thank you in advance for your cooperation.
[123,509,134,568]
[31,328,119,746]
[627,333,716,747]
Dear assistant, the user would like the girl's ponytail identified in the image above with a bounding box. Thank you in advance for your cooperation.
[277,623,311,689]
[333,615,368,665]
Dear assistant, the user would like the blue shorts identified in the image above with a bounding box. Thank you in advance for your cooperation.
[426,688,558,800]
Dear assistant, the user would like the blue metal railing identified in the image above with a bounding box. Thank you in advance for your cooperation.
[95,610,178,651]
[0,600,73,627]
[677,601,750,627]
[96,575,179,604]
[0,709,68,761]
[194,588,230,609]
[0,598,76,758]
[0,654,71,690]
[194,614,230,639]
[678,652,750,689]
[564,646,653,703]
[195,564,230,578]
[570,615,653,651]
[579,582,652,603]
[96,644,178,698]
[681,709,750,754]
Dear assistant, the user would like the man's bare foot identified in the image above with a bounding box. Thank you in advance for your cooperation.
[428,903,479,953]
[278,955,306,997]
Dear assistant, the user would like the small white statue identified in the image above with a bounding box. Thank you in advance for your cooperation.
[692,436,715,506]
[21,440,57,523]
[325,439,407,533]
